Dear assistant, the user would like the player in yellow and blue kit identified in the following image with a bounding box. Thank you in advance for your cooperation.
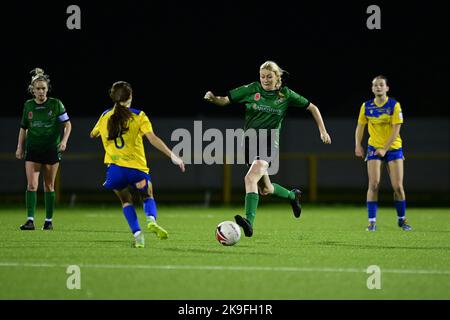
[355,75,412,231]
[91,81,185,247]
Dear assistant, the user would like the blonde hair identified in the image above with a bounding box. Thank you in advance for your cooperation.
[260,61,285,89]
[28,68,51,94]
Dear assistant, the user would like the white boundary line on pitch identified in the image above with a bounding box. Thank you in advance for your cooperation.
[0,262,449,275]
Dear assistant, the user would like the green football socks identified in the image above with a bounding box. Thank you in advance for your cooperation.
[26,191,36,219]
[45,191,55,220]
[245,192,259,225]
[272,183,295,200]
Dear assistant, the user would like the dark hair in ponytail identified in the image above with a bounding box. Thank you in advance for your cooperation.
[107,81,133,140]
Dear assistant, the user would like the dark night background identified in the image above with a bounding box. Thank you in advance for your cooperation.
[2,0,449,119]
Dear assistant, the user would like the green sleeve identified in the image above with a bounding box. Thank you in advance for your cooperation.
[20,104,29,129]
[57,99,66,115]
[287,88,310,108]
[228,82,257,103]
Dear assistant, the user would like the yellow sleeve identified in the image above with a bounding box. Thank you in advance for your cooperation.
[357,103,367,124]
[90,115,103,137]
[392,102,404,124]
[140,112,153,134]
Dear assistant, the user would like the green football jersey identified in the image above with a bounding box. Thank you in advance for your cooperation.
[228,81,310,146]
[20,97,69,151]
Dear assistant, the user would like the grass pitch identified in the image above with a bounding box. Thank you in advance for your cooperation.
[0,204,449,300]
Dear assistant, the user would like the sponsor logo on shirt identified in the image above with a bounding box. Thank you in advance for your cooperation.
[366,105,393,117]
[251,104,282,115]
[30,121,53,128]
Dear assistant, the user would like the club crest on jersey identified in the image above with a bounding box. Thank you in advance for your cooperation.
[275,97,285,104]
[254,93,261,101]
[28,111,33,120]
[48,110,53,116]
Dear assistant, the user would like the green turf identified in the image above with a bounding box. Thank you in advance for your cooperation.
[0,205,449,299]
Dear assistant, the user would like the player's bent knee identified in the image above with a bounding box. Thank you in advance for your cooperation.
[244,174,258,186]
[253,160,269,170]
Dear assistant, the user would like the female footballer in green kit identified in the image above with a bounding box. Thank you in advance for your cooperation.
[205,61,331,237]
[16,68,72,230]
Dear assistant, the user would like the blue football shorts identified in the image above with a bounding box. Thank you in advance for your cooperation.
[103,164,151,191]
[365,145,405,162]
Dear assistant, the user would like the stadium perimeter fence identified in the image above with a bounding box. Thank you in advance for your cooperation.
[1,152,448,206]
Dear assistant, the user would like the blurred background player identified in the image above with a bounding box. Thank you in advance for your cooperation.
[16,68,72,231]
[204,61,331,237]
[90,81,185,248]
[355,75,412,231]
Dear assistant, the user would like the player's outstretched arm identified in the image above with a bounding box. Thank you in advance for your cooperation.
[306,103,331,144]
[144,131,185,172]
[204,91,231,106]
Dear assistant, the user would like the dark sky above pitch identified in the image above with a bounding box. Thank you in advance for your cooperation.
[3,1,448,117]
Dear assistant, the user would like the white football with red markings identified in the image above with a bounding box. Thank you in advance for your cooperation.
[215,221,241,246]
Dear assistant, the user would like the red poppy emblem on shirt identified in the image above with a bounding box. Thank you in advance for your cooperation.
[28,112,33,120]
[254,93,261,101]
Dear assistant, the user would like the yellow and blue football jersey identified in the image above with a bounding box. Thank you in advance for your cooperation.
[91,107,153,173]
[358,97,403,150]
